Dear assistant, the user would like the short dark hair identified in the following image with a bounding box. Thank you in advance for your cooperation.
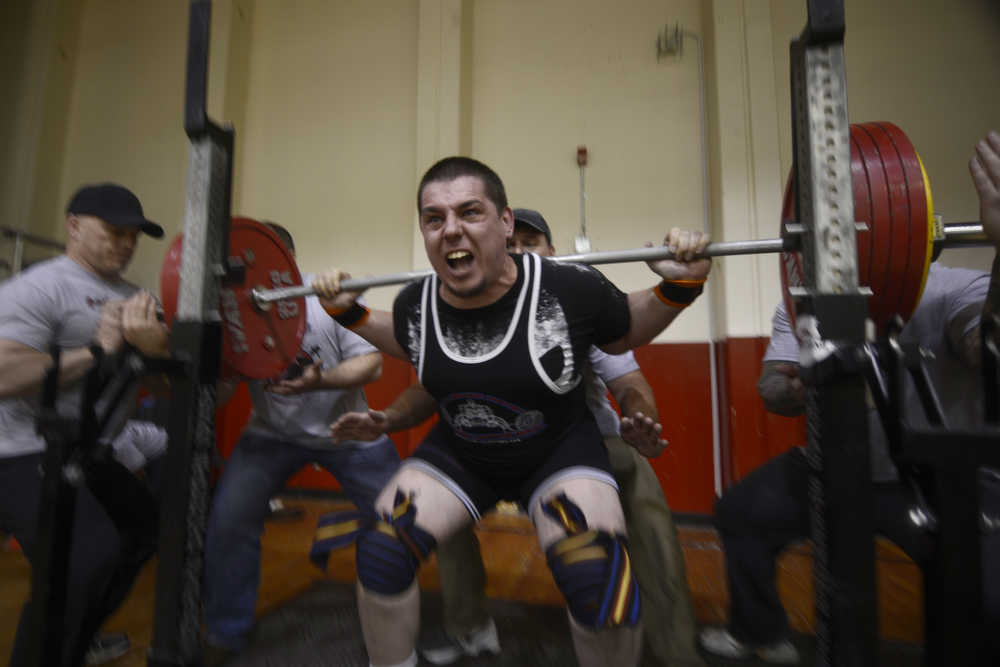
[417,157,508,215]
[263,221,294,254]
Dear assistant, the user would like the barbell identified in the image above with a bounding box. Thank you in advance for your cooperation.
[160,122,989,379]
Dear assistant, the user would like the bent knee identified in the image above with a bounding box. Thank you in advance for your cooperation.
[546,528,640,629]
[356,528,421,595]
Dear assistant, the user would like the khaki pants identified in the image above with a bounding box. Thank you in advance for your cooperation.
[435,436,706,666]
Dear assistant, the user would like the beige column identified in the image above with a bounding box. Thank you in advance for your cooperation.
[707,0,784,339]
[411,0,467,270]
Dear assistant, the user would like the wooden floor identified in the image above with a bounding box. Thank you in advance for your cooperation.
[0,497,923,665]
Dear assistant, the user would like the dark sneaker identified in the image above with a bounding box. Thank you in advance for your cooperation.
[420,619,501,665]
[84,632,130,665]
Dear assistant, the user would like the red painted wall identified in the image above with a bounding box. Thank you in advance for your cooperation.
[214,343,807,514]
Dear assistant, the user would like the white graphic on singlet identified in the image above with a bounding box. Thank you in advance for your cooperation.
[439,320,507,357]
[533,290,576,391]
[527,253,580,395]
[440,392,546,443]
[452,401,513,430]
[406,305,422,364]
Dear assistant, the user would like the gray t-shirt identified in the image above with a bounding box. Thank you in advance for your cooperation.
[583,347,641,437]
[0,255,140,458]
[764,262,990,481]
[243,286,381,448]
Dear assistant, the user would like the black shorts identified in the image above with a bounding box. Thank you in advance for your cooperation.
[403,416,617,520]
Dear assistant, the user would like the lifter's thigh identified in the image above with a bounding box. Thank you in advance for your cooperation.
[375,464,476,543]
[530,476,626,549]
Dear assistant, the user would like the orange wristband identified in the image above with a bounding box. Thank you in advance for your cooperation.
[652,278,706,308]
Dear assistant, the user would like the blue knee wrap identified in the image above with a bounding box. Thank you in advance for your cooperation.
[543,493,640,629]
[309,490,436,596]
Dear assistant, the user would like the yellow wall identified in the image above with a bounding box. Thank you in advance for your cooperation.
[2,0,997,335]
[235,0,418,310]
[467,0,711,342]
[57,0,190,289]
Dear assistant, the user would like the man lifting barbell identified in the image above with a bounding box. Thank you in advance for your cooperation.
[307,156,711,667]
[327,207,706,667]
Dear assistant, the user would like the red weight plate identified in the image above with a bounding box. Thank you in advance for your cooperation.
[876,121,932,324]
[862,123,914,329]
[852,124,900,334]
[850,131,874,302]
[159,217,307,379]
[223,218,306,379]
[160,234,183,327]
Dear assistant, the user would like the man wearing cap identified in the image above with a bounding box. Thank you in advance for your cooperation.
[0,183,169,666]
[330,208,706,667]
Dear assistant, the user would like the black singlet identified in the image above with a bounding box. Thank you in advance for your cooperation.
[392,253,630,478]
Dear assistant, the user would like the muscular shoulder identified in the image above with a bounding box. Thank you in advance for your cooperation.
[394,278,425,312]
[540,257,620,291]
[392,277,429,365]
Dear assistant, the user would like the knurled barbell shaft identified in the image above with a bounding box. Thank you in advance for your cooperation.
[251,221,986,306]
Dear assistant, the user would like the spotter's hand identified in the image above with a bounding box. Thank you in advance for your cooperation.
[620,411,668,458]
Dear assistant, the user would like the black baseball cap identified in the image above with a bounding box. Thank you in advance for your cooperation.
[66,183,164,238]
[512,208,551,244]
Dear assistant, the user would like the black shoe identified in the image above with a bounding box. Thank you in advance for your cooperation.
[84,632,130,665]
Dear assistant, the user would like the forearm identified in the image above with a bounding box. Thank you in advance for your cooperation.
[602,290,684,354]
[608,371,659,421]
[380,385,438,432]
[337,309,409,361]
[617,386,659,421]
[319,351,382,389]
[138,328,171,359]
[0,344,97,399]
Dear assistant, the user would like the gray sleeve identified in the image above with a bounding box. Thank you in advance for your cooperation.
[0,275,60,351]
[588,347,640,384]
[762,302,799,363]
[947,271,990,335]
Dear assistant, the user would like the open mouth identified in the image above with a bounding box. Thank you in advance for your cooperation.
[445,250,474,271]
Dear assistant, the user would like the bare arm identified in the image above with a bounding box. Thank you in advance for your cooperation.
[311,271,408,360]
[606,369,667,458]
[0,339,101,399]
[346,309,407,360]
[601,228,712,354]
[607,370,659,421]
[0,298,128,399]
[330,382,438,443]
[757,360,806,417]
[268,351,383,396]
